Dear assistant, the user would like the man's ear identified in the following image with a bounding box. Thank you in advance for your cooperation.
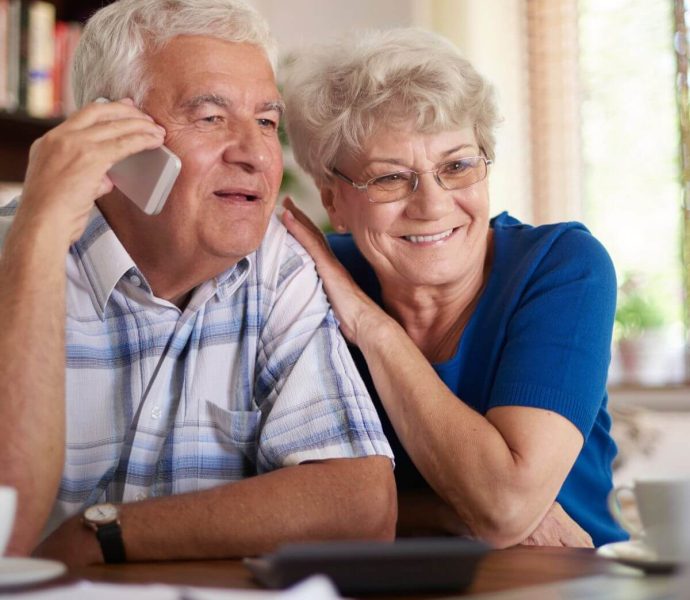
[321,186,348,233]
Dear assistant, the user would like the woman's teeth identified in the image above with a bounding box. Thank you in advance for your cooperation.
[404,228,454,244]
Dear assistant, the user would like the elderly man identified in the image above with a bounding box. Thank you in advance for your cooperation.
[0,0,395,566]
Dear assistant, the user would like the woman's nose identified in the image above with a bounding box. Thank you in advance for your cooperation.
[404,172,454,219]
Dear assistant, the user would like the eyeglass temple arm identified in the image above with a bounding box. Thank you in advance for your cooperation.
[331,168,368,192]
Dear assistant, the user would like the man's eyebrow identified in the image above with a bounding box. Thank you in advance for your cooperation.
[180,95,284,115]
[261,100,285,115]
[181,94,230,109]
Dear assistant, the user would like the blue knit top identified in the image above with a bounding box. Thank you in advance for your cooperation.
[328,212,628,547]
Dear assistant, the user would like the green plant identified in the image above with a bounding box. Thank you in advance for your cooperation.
[278,120,299,194]
[615,272,667,340]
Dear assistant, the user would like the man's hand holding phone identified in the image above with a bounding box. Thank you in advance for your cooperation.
[95,97,181,216]
[16,98,169,248]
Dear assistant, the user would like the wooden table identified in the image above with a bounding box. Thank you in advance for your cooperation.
[26,546,650,598]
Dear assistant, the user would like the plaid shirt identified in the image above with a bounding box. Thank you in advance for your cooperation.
[0,202,392,538]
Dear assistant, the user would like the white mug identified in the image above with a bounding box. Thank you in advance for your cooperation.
[608,478,690,561]
[0,486,17,556]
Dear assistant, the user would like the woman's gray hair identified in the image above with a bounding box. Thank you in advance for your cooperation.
[282,28,500,186]
[72,0,277,109]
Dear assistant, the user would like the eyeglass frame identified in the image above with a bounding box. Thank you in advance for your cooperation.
[330,156,493,204]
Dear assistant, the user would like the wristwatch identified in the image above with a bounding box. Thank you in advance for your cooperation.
[82,503,127,563]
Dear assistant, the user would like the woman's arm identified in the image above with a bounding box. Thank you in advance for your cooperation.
[281,200,590,548]
[396,490,591,547]
[351,305,584,547]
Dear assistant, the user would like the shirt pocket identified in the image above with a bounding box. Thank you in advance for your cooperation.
[205,400,262,462]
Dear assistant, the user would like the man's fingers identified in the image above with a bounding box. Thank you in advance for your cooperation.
[72,117,165,145]
[35,126,165,177]
[96,175,115,199]
[56,98,155,133]
[97,130,166,168]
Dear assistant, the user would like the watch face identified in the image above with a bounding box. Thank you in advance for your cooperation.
[84,503,118,525]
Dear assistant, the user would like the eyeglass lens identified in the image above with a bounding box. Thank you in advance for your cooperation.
[368,157,488,203]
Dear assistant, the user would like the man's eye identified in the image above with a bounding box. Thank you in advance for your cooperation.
[257,118,278,129]
[200,115,223,124]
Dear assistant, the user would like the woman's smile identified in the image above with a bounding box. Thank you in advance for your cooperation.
[400,226,461,245]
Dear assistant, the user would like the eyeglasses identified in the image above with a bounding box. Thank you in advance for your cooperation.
[331,156,492,204]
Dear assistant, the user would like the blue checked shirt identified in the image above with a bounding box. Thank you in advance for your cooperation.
[0,202,393,539]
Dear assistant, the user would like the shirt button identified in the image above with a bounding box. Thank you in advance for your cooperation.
[129,274,142,287]
[151,406,162,419]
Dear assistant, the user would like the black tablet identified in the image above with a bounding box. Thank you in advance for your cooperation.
[244,537,490,595]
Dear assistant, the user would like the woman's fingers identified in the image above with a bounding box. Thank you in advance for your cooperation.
[524,502,593,548]
[552,503,593,547]
[281,198,331,260]
[282,197,324,237]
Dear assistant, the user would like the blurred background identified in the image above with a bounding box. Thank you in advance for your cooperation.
[248,0,690,392]
[2,2,690,478]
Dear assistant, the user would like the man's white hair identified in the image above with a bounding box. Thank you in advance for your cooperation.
[72,0,277,109]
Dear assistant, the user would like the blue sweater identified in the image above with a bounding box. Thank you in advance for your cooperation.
[328,212,628,547]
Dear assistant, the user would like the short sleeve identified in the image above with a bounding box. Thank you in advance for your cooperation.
[253,233,393,472]
[488,227,617,437]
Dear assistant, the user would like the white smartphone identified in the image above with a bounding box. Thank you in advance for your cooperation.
[107,145,181,215]
[96,98,182,215]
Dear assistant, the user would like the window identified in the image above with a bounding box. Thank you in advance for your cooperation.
[524,0,685,387]
[579,0,685,386]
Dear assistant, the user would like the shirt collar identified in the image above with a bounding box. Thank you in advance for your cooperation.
[71,207,138,320]
[71,208,254,318]
[214,254,252,301]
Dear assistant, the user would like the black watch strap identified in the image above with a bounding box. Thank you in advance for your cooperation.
[95,521,127,564]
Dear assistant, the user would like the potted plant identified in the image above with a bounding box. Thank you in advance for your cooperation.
[614,272,668,385]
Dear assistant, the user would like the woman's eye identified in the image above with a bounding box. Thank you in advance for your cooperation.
[444,160,472,174]
[375,173,408,184]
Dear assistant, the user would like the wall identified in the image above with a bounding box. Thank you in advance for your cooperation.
[250,0,422,48]
[249,0,425,224]
[427,0,531,221]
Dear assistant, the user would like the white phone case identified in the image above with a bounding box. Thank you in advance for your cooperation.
[95,97,181,215]
[107,145,181,215]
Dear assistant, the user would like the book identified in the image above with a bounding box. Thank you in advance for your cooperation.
[0,0,8,109]
[4,0,20,111]
[26,0,56,117]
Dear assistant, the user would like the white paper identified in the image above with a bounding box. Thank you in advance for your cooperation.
[5,575,340,600]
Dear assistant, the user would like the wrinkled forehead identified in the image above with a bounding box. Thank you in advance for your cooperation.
[343,118,479,163]
[141,35,279,107]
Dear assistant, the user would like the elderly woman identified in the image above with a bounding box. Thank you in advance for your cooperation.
[280,28,627,548]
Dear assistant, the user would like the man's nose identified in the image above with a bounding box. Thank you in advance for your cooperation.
[221,120,272,172]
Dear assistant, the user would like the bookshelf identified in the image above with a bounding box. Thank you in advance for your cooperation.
[0,0,112,182]
[0,110,60,181]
